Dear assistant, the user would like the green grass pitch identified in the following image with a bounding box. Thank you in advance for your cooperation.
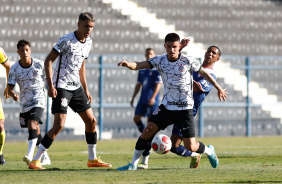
[1,136,282,184]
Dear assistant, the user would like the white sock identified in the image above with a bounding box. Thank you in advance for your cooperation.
[142,155,149,165]
[33,144,47,161]
[191,152,199,157]
[204,145,213,156]
[27,138,38,159]
[131,149,143,167]
[88,144,96,160]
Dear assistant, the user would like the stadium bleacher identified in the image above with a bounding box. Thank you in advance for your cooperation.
[1,0,282,139]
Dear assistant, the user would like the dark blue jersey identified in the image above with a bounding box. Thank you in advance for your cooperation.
[137,69,162,105]
[193,67,217,116]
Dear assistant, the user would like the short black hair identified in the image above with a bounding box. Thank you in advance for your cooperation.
[17,39,30,49]
[165,33,180,43]
[208,45,221,57]
[145,48,154,52]
[79,12,95,22]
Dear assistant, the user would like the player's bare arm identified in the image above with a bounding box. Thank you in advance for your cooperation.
[2,59,11,99]
[7,85,19,101]
[79,59,92,104]
[198,67,228,101]
[118,61,151,70]
[148,82,161,106]
[179,38,190,52]
[45,49,59,98]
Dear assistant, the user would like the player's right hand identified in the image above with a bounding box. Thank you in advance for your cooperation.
[48,86,57,98]
[117,61,129,67]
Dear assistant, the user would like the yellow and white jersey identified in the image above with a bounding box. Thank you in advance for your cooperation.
[0,47,8,64]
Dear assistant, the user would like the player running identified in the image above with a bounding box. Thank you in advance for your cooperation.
[8,40,51,166]
[130,48,162,169]
[138,43,222,169]
[29,12,111,169]
[117,33,227,170]
[169,45,222,168]
[0,47,11,165]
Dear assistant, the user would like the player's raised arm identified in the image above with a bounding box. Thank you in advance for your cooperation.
[179,38,190,52]
[45,49,59,98]
[117,61,151,70]
[197,67,228,101]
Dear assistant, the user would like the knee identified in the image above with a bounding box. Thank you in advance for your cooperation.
[89,117,97,127]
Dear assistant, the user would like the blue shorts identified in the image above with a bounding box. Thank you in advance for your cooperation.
[135,103,158,117]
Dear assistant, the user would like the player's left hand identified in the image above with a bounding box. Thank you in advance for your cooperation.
[217,88,228,101]
[4,86,11,99]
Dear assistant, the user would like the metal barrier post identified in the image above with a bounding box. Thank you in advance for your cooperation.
[45,86,50,133]
[246,57,251,137]
[199,105,204,138]
[99,55,104,140]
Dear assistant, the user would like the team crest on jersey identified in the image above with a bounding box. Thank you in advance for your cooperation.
[32,70,38,78]
[178,64,185,72]
[61,98,68,107]
[152,107,161,115]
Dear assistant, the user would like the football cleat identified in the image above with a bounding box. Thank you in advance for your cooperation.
[207,145,219,168]
[0,154,6,165]
[41,154,51,166]
[190,154,201,168]
[137,163,148,169]
[87,157,112,167]
[29,160,45,170]
[23,155,31,165]
[117,162,137,171]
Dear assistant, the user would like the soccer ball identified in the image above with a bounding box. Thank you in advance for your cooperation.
[151,134,172,154]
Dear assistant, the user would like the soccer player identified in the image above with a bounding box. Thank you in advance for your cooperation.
[130,48,162,169]
[170,45,222,169]
[0,47,11,165]
[8,40,51,166]
[117,33,227,170]
[28,12,112,170]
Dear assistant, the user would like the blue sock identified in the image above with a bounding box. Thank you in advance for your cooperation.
[170,145,192,157]
[136,121,145,133]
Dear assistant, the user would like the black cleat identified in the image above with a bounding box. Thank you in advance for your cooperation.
[0,154,6,165]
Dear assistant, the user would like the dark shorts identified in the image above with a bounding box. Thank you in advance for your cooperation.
[51,87,91,114]
[135,103,158,117]
[149,104,195,138]
[19,107,44,128]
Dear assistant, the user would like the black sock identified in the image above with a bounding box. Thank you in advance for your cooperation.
[36,133,43,146]
[41,134,54,149]
[28,129,38,140]
[85,131,97,144]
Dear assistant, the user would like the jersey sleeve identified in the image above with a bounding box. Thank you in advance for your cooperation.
[195,73,216,93]
[8,66,17,86]
[53,36,69,54]
[191,58,202,72]
[0,47,8,64]
[147,56,160,70]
